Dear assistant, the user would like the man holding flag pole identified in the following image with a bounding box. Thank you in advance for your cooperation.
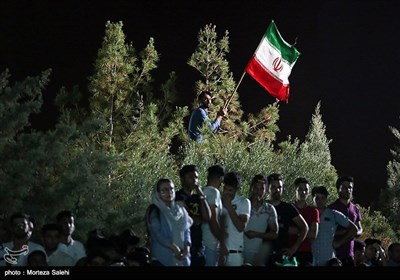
[189,20,299,142]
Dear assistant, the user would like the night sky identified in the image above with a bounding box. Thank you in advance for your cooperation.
[1,0,399,206]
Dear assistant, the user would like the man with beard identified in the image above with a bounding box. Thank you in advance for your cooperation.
[187,90,227,143]
[175,165,211,266]
[243,174,278,266]
[265,173,308,267]
[328,176,363,266]
[0,213,45,266]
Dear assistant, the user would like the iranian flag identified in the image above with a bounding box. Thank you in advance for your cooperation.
[245,21,300,102]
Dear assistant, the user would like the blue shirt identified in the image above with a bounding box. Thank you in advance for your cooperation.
[312,208,350,266]
[148,207,192,266]
[188,107,221,142]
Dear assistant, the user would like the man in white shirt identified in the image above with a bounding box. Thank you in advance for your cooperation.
[0,213,45,266]
[220,172,251,266]
[41,223,75,266]
[56,210,86,264]
[201,164,226,266]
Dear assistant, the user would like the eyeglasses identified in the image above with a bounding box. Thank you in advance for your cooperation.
[159,188,174,194]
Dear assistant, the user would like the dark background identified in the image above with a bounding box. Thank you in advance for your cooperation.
[1,0,399,207]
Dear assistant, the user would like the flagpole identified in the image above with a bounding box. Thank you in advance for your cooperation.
[223,22,271,110]
[223,71,246,110]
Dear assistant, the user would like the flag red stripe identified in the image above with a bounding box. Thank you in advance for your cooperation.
[246,56,290,102]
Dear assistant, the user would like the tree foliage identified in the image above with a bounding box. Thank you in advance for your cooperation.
[0,69,115,241]
[1,22,397,247]
[187,24,280,142]
[358,206,397,249]
[378,123,400,239]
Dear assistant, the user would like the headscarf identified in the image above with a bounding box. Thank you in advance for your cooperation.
[151,181,193,249]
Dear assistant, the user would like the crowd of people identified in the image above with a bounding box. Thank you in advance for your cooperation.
[1,165,399,267]
[1,91,399,267]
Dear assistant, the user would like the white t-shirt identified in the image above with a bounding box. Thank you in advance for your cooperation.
[58,238,86,264]
[0,241,45,266]
[222,195,251,251]
[244,201,277,253]
[47,247,76,266]
[202,186,222,250]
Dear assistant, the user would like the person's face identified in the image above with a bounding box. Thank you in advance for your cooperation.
[338,181,353,200]
[269,180,283,201]
[201,94,212,109]
[43,230,60,251]
[313,193,327,209]
[182,171,199,190]
[296,183,310,201]
[251,181,266,199]
[11,218,30,239]
[222,184,237,198]
[58,216,75,236]
[158,181,175,203]
[365,244,379,261]
[354,246,365,262]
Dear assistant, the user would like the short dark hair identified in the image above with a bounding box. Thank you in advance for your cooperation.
[56,210,74,222]
[207,164,225,180]
[294,177,309,186]
[179,165,199,177]
[9,212,35,229]
[119,229,140,246]
[251,174,267,186]
[311,186,329,197]
[9,212,31,225]
[364,238,381,247]
[354,239,366,252]
[224,172,241,188]
[336,176,354,190]
[267,173,283,184]
[198,90,212,101]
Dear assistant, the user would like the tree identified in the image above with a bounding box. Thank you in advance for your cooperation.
[282,101,337,202]
[0,69,115,241]
[0,69,51,215]
[378,123,400,239]
[187,24,279,142]
[358,206,397,250]
[3,21,396,246]
[86,21,189,237]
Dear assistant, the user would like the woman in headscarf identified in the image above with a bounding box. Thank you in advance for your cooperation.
[146,178,193,266]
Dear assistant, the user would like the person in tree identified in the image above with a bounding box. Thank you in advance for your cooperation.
[188,90,227,143]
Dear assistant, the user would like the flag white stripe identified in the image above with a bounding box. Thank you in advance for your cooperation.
[254,37,293,85]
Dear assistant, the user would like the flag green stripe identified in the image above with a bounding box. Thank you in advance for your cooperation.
[265,21,300,65]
